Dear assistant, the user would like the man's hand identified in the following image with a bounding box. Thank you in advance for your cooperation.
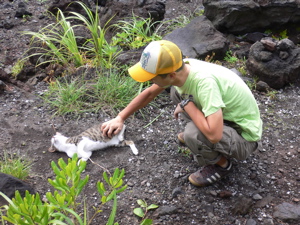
[101,115,124,138]
[174,103,184,120]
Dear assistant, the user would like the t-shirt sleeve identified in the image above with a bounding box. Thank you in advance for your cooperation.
[197,78,225,117]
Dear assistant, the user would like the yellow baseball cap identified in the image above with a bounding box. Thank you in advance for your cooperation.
[128,40,183,82]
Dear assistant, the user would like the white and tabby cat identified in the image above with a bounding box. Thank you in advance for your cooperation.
[48,124,138,161]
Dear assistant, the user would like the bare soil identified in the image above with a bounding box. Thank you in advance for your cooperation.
[1,1,300,225]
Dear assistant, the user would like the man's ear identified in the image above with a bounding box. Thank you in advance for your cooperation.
[169,72,176,78]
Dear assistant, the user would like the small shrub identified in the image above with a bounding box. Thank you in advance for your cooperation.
[23,1,119,68]
[178,146,192,158]
[266,90,278,100]
[224,50,238,65]
[1,154,127,225]
[42,77,89,116]
[0,151,32,180]
[42,68,141,116]
[11,59,26,78]
[88,69,140,114]
[112,13,163,49]
[133,199,159,225]
[265,29,288,40]
[246,80,257,90]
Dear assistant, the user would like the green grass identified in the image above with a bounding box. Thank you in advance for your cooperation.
[266,90,278,100]
[88,69,140,114]
[20,2,187,117]
[23,1,120,68]
[11,59,25,78]
[42,68,141,116]
[42,77,89,116]
[112,13,163,49]
[68,1,121,68]
[224,50,239,65]
[0,151,32,180]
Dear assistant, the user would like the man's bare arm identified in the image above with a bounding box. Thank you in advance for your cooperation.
[174,102,223,143]
[102,84,165,137]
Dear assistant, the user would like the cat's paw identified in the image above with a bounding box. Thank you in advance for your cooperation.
[130,145,138,155]
[125,140,138,155]
[48,146,57,152]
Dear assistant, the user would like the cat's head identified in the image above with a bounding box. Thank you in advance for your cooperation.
[48,132,68,152]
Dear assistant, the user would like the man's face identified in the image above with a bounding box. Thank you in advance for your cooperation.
[150,74,172,88]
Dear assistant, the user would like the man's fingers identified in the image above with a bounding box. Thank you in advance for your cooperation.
[113,128,119,136]
[100,123,106,131]
[174,112,178,120]
[107,127,119,138]
[107,128,114,138]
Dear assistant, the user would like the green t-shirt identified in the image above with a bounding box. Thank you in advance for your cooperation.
[174,59,262,142]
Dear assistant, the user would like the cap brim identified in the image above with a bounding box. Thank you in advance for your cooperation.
[128,62,157,82]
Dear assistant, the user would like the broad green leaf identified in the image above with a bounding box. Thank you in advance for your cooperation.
[137,199,147,208]
[141,218,153,225]
[147,204,159,210]
[133,207,144,218]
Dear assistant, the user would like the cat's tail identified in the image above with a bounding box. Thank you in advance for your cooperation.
[124,140,138,155]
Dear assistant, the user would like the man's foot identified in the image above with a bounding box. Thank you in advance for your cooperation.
[177,132,185,144]
[188,161,233,187]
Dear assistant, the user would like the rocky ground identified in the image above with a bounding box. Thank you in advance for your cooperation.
[1,0,300,225]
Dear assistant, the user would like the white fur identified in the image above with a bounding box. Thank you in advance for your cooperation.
[50,125,138,162]
[127,143,138,155]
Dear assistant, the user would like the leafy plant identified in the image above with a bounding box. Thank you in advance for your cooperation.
[23,1,119,68]
[178,146,192,158]
[224,50,238,65]
[42,67,141,116]
[22,14,32,22]
[133,199,159,225]
[266,90,278,100]
[0,154,127,225]
[233,56,248,76]
[0,151,32,180]
[11,59,26,78]
[278,30,288,39]
[246,80,257,90]
[42,77,89,116]
[23,8,84,67]
[112,13,162,49]
[68,1,121,68]
[88,69,140,115]
[264,29,288,40]
[237,61,247,76]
